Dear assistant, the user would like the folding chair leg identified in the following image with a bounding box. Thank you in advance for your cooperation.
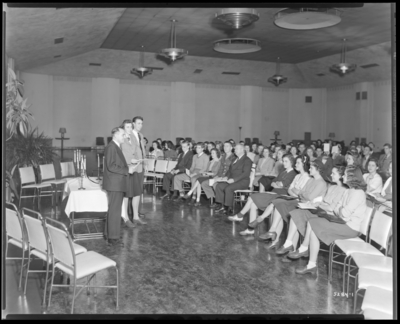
[342,255,349,293]
[71,277,77,314]
[48,266,56,308]
[93,274,97,297]
[42,261,50,307]
[353,274,360,314]
[115,267,119,311]
[23,253,32,295]
[18,249,26,290]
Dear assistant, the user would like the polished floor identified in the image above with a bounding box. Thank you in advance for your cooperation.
[4,189,358,315]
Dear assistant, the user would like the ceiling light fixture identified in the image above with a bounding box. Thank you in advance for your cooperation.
[268,57,288,86]
[213,38,261,54]
[274,8,341,30]
[215,8,260,29]
[131,45,152,78]
[160,20,188,62]
[330,38,356,75]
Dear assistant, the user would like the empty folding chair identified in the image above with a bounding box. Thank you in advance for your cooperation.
[143,158,157,192]
[39,163,68,206]
[361,286,393,319]
[19,166,54,210]
[46,218,119,314]
[67,161,78,178]
[5,202,28,290]
[153,160,169,192]
[21,208,87,307]
[328,206,374,282]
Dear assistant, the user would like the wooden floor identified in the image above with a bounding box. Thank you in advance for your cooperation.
[4,190,359,316]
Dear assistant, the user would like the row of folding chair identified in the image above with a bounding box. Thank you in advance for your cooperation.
[144,159,177,193]
[5,202,119,314]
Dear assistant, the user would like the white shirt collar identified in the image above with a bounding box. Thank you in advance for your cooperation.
[286,167,293,173]
[113,139,120,148]
[198,152,204,157]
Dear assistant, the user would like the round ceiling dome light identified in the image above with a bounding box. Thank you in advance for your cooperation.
[213,38,261,54]
[215,8,260,29]
[274,8,341,30]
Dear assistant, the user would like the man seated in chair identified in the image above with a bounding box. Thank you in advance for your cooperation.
[214,144,252,216]
[160,141,193,200]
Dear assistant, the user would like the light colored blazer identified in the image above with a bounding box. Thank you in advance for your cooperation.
[120,131,146,173]
[255,157,275,176]
[204,160,221,177]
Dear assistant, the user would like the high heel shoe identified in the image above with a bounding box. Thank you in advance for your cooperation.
[295,266,317,275]
[183,193,192,200]
[258,231,277,241]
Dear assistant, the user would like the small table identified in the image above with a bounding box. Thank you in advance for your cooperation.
[63,177,128,241]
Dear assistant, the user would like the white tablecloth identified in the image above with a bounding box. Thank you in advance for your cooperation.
[63,177,127,218]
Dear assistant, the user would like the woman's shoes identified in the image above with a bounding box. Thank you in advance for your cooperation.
[239,228,255,236]
[287,249,309,259]
[187,199,195,206]
[258,231,277,241]
[248,216,264,228]
[295,266,317,275]
[276,245,295,255]
[183,193,192,200]
[265,241,279,249]
[193,202,201,207]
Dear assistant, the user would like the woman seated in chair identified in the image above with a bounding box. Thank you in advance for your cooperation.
[306,147,317,162]
[149,140,164,159]
[281,166,347,263]
[259,160,328,250]
[252,147,275,189]
[246,155,311,233]
[183,148,221,206]
[258,149,285,192]
[363,159,383,196]
[292,165,368,274]
[253,144,264,165]
[164,141,177,160]
[367,161,392,212]
[227,154,297,234]
[290,146,299,160]
[244,144,256,162]
[345,151,364,182]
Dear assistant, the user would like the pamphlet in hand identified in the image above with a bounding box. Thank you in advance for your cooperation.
[298,202,317,210]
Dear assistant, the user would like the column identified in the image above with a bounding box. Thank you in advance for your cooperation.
[240,86,263,142]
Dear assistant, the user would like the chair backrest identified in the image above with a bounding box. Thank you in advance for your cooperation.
[22,208,48,255]
[6,203,25,243]
[166,161,177,173]
[155,160,168,173]
[60,162,69,178]
[39,163,56,182]
[45,218,75,269]
[19,166,37,186]
[67,161,76,177]
[145,159,156,172]
[360,206,374,238]
[369,209,392,254]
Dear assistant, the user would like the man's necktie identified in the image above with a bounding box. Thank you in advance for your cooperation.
[138,133,144,157]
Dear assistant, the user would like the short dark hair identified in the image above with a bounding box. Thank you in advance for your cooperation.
[196,142,205,149]
[367,159,379,168]
[152,140,162,150]
[316,146,323,151]
[144,137,148,143]
[208,142,216,148]
[364,145,372,151]
[210,148,221,159]
[383,143,392,148]
[167,141,175,150]
[296,155,311,173]
[181,140,189,146]
[120,119,132,129]
[132,116,143,123]
[224,141,232,147]
[111,127,124,135]
[282,153,296,167]
[280,144,286,150]
[298,142,305,147]
[345,165,367,191]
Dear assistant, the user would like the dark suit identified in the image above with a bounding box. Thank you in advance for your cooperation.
[102,140,129,240]
[162,150,194,193]
[215,154,252,207]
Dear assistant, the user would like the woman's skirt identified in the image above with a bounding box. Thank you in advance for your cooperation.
[196,176,212,185]
[308,218,360,246]
[289,209,319,236]
[258,176,275,191]
[250,188,287,210]
[272,199,299,222]
[124,172,144,197]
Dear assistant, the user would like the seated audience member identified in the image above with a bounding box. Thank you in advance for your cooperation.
[176,138,184,155]
[161,140,168,152]
[174,142,209,201]
[332,145,346,166]
[283,166,347,262]
[208,142,216,152]
[143,137,148,151]
[253,144,264,165]
[164,141,178,160]
[270,144,276,157]
[306,147,317,162]
[259,160,327,251]
[369,161,392,212]
[149,140,164,159]
[345,151,364,182]
[230,140,236,153]
[349,140,356,147]
[318,153,334,182]
[156,138,163,147]
[252,147,275,188]
[368,142,375,152]
[259,149,285,192]
[183,148,221,206]
[202,141,236,207]
[286,142,292,153]
[290,146,299,159]
[355,144,363,155]
[251,142,258,155]
[214,144,253,216]
[363,159,383,195]
[244,144,256,162]
[231,155,308,236]
[310,143,316,151]
[361,145,373,173]
[294,165,368,275]
[280,144,286,153]
[298,142,306,157]
[378,143,392,178]
[161,141,194,200]
[215,141,223,151]
[315,146,323,158]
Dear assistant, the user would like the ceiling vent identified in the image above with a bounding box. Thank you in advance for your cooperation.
[316,73,325,76]
[194,69,203,74]
[89,63,102,66]
[54,55,62,58]
[360,63,380,69]
[222,72,240,75]
[214,38,261,54]
[144,66,164,71]
[54,37,64,44]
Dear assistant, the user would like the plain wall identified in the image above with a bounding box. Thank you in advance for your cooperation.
[21,72,392,149]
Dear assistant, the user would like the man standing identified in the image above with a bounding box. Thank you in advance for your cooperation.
[129,116,147,225]
[160,141,193,200]
[201,141,236,207]
[103,127,137,247]
[214,144,252,216]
